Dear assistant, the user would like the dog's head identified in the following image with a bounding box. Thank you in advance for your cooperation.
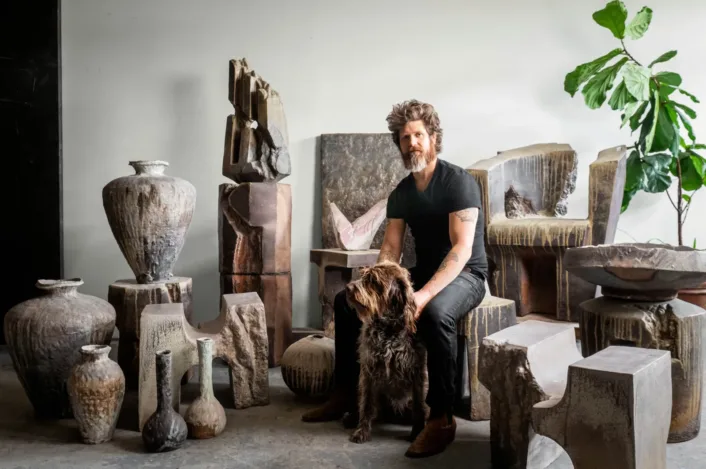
[345,261,417,333]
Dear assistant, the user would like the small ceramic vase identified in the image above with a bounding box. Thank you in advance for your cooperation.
[184,337,226,439]
[280,334,335,398]
[141,350,187,452]
[68,345,125,444]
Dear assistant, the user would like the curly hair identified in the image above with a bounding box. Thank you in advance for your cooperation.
[386,99,443,154]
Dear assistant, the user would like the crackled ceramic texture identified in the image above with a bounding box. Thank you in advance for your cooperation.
[3,278,115,419]
[68,345,125,444]
[102,160,196,284]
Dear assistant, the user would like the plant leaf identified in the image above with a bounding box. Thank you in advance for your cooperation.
[678,88,700,103]
[692,144,706,150]
[629,101,649,131]
[673,102,697,119]
[649,50,677,67]
[659,85,677,99]
[622,63,652,101]
[683,194,692,203]
[642,152,673,193]
[644,94,660,153]
[592,0,628,39]
[608,80,635,110]
[564,48,624,96]
[621,186,638,213]
[680,152,705,191]
[626,7,652,40]
[624,149,646,192]
[675,107,697,142]
[582,58,629,109]
[656,71,682,87]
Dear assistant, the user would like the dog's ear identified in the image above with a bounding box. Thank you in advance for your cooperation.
[389,275,417,334]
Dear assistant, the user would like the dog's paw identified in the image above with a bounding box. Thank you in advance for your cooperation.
[349,428,371,444]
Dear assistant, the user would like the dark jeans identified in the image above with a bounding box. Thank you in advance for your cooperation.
[333,266,486,420]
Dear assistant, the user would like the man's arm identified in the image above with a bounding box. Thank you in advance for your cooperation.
[414,207,479,315]
[377,218,406,263]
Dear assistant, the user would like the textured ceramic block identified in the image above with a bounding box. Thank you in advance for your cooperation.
[138,292,269,431]
[533,346,672,469]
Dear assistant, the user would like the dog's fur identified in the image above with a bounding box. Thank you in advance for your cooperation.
[345,261,428,444]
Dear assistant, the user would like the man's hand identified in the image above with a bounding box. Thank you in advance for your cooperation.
[412,290,432,320]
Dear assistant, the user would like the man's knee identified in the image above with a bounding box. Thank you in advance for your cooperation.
[418,297,456,334]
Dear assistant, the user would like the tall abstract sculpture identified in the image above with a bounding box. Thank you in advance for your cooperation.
[219,58,293,367]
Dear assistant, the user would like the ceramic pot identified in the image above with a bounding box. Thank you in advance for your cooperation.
[184,338,226,439]
[102,160,196,284]
[280,334,335,398]
[3,279,116,419]
[68,345,125,444]
[142,350,187,452]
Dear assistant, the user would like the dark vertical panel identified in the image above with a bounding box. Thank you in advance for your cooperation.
[0,0,63,343]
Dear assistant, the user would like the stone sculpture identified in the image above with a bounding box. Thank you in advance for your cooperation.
[68,345,125,444]
[479,320,582,469]
[4,278,116,419]
[564,242,706,443]
[109,278,193,389]
[219,182,292,366]
[532,346,672,469]
[330,199,388,251]
[319,133,416,268]
[219,58,293,366]
[223,58,290,183]
[467,143,626,322]
[455,295,516,421]
[138,292,269,431]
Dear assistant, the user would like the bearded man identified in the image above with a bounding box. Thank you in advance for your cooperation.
[302,99,488,458]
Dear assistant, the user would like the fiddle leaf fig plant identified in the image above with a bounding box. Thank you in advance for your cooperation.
[565,0,703,246]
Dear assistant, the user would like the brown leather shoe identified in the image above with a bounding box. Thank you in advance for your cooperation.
[301,389,354,422]
[404,416,457,458]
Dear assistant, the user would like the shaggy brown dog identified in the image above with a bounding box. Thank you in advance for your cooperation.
[345,261,428,444]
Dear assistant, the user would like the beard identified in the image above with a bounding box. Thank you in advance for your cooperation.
[402,146,436,173]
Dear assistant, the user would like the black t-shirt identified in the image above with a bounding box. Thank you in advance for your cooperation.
[387,158,488,284]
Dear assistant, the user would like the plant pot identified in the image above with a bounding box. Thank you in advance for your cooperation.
[280,334,335,399]
[678,281,706,309]
[102,160,196,284]
[141,349,187,452]
[184,338,226,439]
[68,345,125,444]
[3,279,116,419]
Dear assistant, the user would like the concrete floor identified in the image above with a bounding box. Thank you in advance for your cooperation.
[0,344,703,469]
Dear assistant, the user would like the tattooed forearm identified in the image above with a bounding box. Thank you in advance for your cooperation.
[427,251,461,292]
[453,208,478,222]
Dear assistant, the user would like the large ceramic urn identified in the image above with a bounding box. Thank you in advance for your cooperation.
[102,160,196,284]
[3,279,116,419]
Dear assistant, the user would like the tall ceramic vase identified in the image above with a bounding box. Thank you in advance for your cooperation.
[142,350,187,453]
[102,160,196,284]
[68,345,125,444]
[184,338,226,439]
[3,279,116,419]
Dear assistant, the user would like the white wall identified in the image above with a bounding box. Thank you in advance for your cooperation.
[61,0,706,325]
